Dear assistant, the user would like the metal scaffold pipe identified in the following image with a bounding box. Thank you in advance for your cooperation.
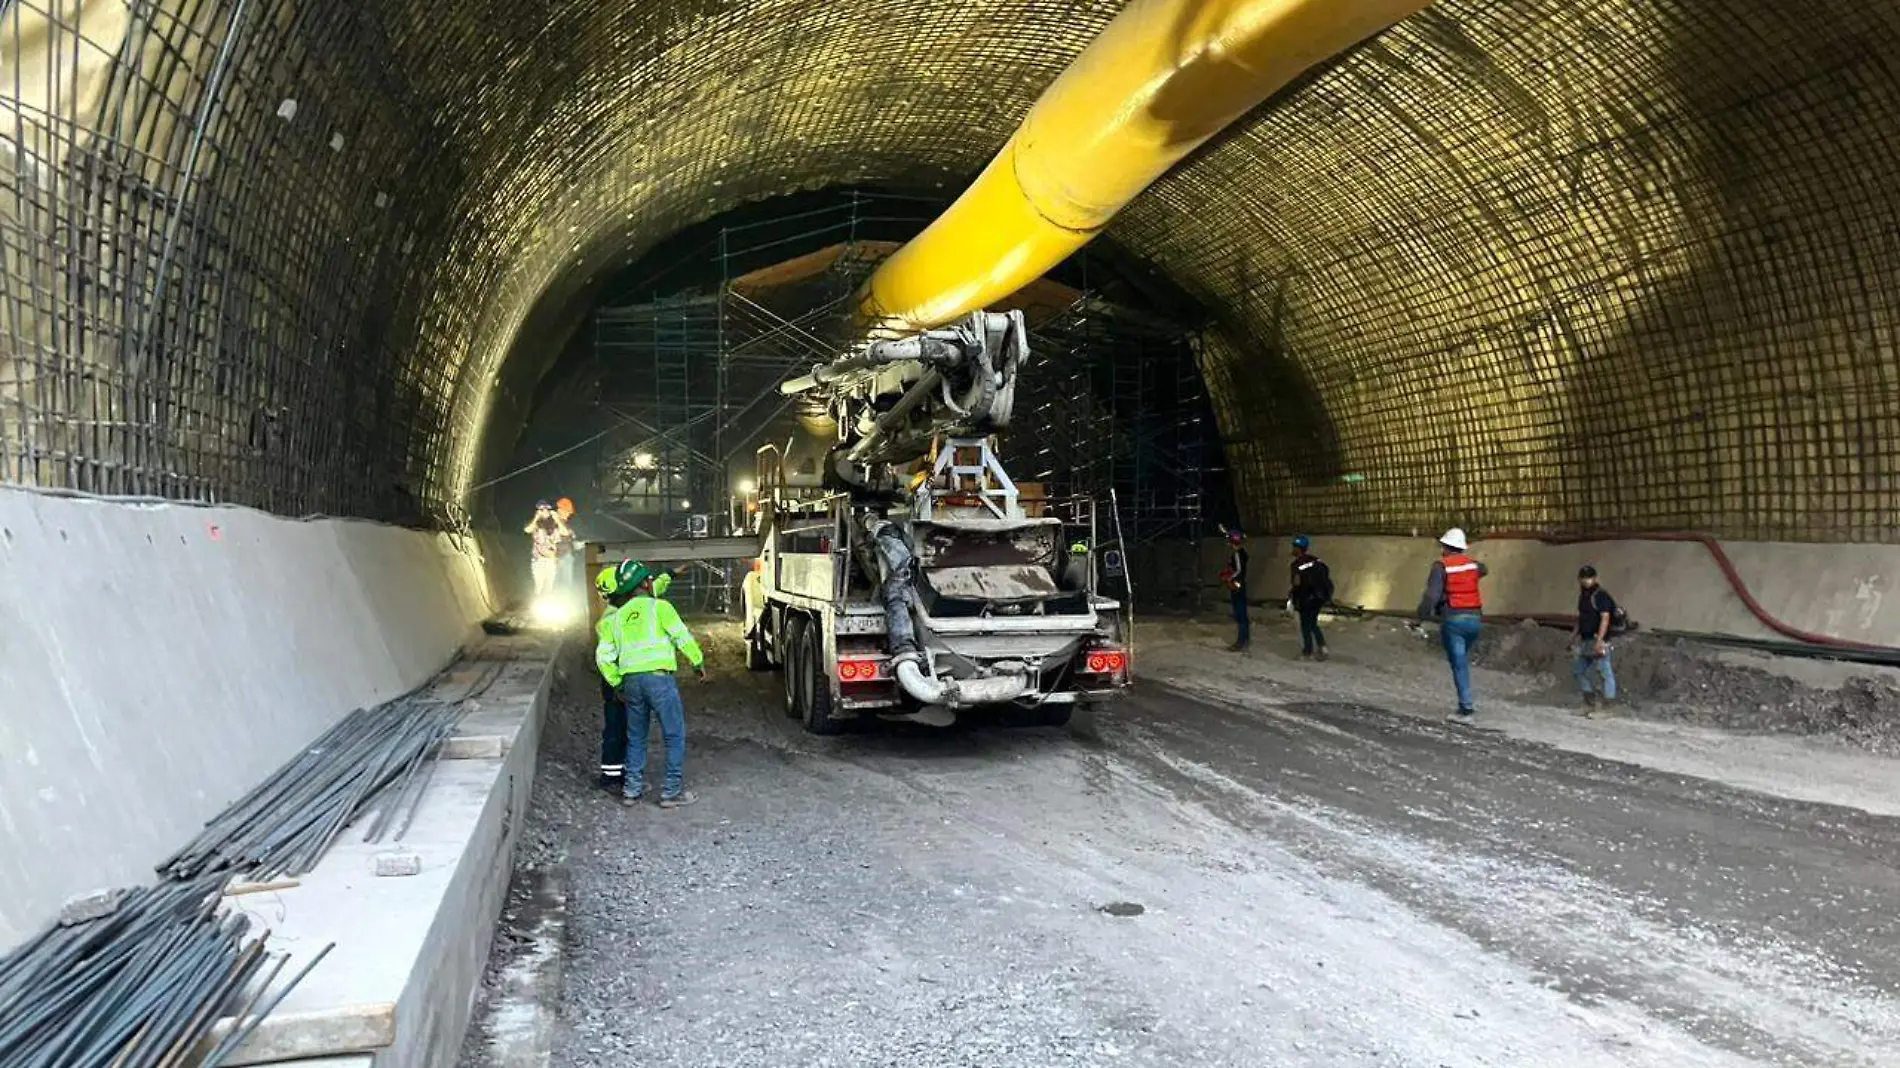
[855,0,1434,335]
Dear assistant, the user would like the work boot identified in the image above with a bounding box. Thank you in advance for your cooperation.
[597,774,624,795]
[659,791,698,810]
[620,791,645,807]
[1300,650,1313,660]
[1578,692,1599,718]
[1447,707,1476,725]
[1316,648,1329,662]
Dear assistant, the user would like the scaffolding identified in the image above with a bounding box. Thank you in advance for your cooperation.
[576,191,1217,608]
[1020,297,1213,544]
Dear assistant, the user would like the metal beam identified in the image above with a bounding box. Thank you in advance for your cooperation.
[590,535,762,564]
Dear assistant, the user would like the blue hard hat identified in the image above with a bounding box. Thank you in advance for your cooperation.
[1292,535,1311,550]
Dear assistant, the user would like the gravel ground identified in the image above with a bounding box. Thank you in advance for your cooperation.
[459,617,1900,1068]
[1468,620,1900,754]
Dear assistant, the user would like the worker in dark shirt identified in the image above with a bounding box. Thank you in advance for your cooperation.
[1416,527,1487,723]
[592,566,633,793]
[1573,565,1619,714]
[1221,529,1251,652]
[1287,535,1331,660]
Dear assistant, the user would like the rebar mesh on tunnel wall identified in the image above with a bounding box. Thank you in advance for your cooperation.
[5,0,1900,544]
[1118,0,1900,543]
[0,0,464,520]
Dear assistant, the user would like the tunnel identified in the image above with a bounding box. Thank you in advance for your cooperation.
[5,1,1900,1064]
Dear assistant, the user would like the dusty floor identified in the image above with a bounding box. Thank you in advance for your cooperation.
[460,616,1900,1068]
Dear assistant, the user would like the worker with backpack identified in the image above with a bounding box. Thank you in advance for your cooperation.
[1287,535,1334,660]
[1573,564,1626,714]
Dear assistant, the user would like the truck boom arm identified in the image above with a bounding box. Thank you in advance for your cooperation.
[778,311,1028,482]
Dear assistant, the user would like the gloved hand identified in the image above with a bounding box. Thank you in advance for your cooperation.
[695,665,711,684]
[1283,599,1294,614]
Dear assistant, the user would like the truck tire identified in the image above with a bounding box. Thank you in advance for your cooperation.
[799,625,843,736]
[781,615,807,719]
[1037,706,1074,728]
[746,624,771,672]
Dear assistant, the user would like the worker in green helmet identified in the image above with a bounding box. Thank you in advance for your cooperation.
[596,559,707,808]
[591,566,634,794]
[1060,539,1091,592]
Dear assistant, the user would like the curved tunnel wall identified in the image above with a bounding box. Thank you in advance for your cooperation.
[3,0,1899,544]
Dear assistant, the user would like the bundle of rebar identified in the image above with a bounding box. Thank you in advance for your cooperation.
[0,877,330,1068]
[0,663,499,1067]
[158,696,470,881]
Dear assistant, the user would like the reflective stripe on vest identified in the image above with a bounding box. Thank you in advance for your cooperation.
[1442,555,1483,611]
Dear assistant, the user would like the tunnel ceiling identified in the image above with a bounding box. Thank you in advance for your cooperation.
[4,1,1898,540]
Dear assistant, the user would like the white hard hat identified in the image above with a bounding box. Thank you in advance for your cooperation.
[1439,527,1469,551]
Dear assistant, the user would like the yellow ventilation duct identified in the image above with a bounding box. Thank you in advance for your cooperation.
[856,0,1434,334]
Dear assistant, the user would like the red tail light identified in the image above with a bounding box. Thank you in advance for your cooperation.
[839,659,882,681]
[1082,649,1128,674]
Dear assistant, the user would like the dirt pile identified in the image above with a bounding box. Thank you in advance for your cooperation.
[1474,621,1900,754]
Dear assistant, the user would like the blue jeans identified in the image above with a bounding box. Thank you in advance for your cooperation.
[621,673,687,799]
[1439,612,1482,711]
[1574,649,1616,700]
[1231,589,1251,647]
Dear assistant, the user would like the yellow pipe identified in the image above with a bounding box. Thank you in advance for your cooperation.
[857,0,1433,334]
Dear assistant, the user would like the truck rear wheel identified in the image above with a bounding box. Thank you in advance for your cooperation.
[781,615,807,719]
[799,625,843,736]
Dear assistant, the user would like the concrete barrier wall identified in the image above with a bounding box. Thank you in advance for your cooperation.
[1203,534,1900,646]
[0,489,491,949]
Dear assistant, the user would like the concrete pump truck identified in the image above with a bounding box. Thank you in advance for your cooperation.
[745,309,1132,734]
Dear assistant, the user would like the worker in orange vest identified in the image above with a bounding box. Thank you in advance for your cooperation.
[1416,527,1487,724]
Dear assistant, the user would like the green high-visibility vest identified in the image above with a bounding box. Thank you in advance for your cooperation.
[596,596,703,685]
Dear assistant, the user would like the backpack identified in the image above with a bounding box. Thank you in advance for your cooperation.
[1592,589,1632,636]
[1294,557,1333,605]
[1310,559,1335,604]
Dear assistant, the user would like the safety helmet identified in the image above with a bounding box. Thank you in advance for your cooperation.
[534,499,552,510]
[594,566,619,597]
[1068,541,1089,555]
[1227,529,1245,543]
[615,558,654,594]
[1291,535,1311,550]
[1578,564,1598,579]
[1439,527,1469,551]
[652,572,672,597]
